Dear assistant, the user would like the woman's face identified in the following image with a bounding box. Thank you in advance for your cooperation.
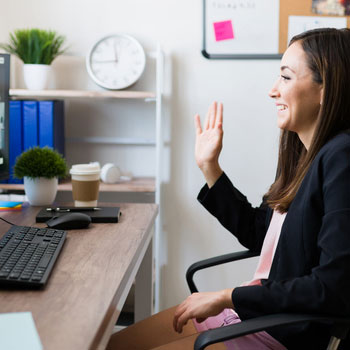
[269,41,322,148]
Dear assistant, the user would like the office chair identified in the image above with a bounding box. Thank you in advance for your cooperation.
[186,250,350,350]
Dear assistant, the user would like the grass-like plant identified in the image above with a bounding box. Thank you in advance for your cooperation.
[14,147,68,179]
[0,28,66,64]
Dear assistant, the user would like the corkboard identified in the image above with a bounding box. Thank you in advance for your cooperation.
[279,0,350,53]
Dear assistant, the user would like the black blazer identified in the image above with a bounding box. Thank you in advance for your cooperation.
[198,132,350,349]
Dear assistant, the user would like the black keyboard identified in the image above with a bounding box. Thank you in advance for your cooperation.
[0,225,66,288]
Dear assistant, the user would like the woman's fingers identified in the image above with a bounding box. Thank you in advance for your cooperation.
[205,101,216,130]
[173,299,195,333]
[173,302,187,332]
[174,304,192,333]
[216,102,223,129]
[194,114,202,135]
[210,101,218,129]
[173,295,205,333]
[176,312,190,333]
[204,103,212,130]
[201,101,223,131]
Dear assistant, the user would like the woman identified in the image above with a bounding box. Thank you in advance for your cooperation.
[107,28,350,350]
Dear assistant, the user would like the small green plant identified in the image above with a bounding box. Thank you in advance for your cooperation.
[0,28,66,64]
[14,147,68,179]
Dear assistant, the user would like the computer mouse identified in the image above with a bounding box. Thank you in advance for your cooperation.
[46,212,91,230]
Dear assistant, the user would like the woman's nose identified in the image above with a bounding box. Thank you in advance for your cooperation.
[268,80,280,98]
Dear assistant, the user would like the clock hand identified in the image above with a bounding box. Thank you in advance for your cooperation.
[114,40,120,63]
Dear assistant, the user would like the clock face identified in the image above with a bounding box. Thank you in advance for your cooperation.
[86,34,146,90]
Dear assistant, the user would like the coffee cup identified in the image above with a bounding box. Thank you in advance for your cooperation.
[70,163,101,207]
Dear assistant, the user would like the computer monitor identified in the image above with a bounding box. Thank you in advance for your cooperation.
[0,53,9,181]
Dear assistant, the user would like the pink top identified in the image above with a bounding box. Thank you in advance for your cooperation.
[192,210,288,349]
[241,210,287,286]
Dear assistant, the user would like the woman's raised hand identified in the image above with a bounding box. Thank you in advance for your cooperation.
[195,101,224,187]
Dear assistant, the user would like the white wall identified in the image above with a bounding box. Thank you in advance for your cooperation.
[1,0,281,310]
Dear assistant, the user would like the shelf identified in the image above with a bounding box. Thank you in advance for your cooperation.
[0,177,155,193]
[66,136,156,146]
[9,89,156,100]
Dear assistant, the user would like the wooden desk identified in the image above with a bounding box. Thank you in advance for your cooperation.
[0,203,158,350]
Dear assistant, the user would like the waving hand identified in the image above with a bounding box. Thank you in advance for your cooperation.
[195,101,224,187]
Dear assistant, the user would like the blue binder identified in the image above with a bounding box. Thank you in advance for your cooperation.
[38,100,65,156]
[8,101,23,184]
[22,101,38,150]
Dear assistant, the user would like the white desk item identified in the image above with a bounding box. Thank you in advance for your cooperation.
[100,163,121,183]
[0,312,43,350]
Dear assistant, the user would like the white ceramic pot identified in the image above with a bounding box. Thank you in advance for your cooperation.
[24,177,58,206]
[23,64,51,90]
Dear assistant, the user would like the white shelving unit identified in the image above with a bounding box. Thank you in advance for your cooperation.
[9,89,156,99]
[8,46,164,313]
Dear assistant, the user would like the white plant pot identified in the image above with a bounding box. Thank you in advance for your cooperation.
[24,177,58,206]
[23,64,51,90]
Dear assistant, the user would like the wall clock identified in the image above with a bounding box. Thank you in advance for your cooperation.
[86,34,146,90]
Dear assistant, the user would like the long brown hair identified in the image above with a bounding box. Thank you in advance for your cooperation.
[266,28,350,212]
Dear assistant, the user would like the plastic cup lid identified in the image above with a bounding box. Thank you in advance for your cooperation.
[70,163,101,175]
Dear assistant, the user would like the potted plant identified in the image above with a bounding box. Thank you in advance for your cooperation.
[0,28,66,90]
[14,147,68,206]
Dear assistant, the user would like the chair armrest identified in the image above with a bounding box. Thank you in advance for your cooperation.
[194,313,350,350]
[186,250,259,293]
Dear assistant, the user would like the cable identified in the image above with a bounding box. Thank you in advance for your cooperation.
[0,216,15,226]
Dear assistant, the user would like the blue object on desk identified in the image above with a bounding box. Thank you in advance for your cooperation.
[23,101,38,150]
[38,100,65,156]
[8,101,23,184]
[0,200,22,210]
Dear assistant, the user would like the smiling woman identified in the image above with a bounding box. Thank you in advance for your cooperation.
[106,28,350,350]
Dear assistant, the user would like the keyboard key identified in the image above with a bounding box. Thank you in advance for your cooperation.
[9,272,20,279]
[0,271,9,278]
[20,275,30,280]
[38,255,52,269]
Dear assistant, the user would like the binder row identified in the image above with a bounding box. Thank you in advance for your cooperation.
[3,100,65,184]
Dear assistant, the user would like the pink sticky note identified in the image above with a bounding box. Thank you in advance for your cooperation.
[213,20,234,41]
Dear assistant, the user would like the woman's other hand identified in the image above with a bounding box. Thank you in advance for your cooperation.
[173,289,234,333]
[195,101,224,187]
